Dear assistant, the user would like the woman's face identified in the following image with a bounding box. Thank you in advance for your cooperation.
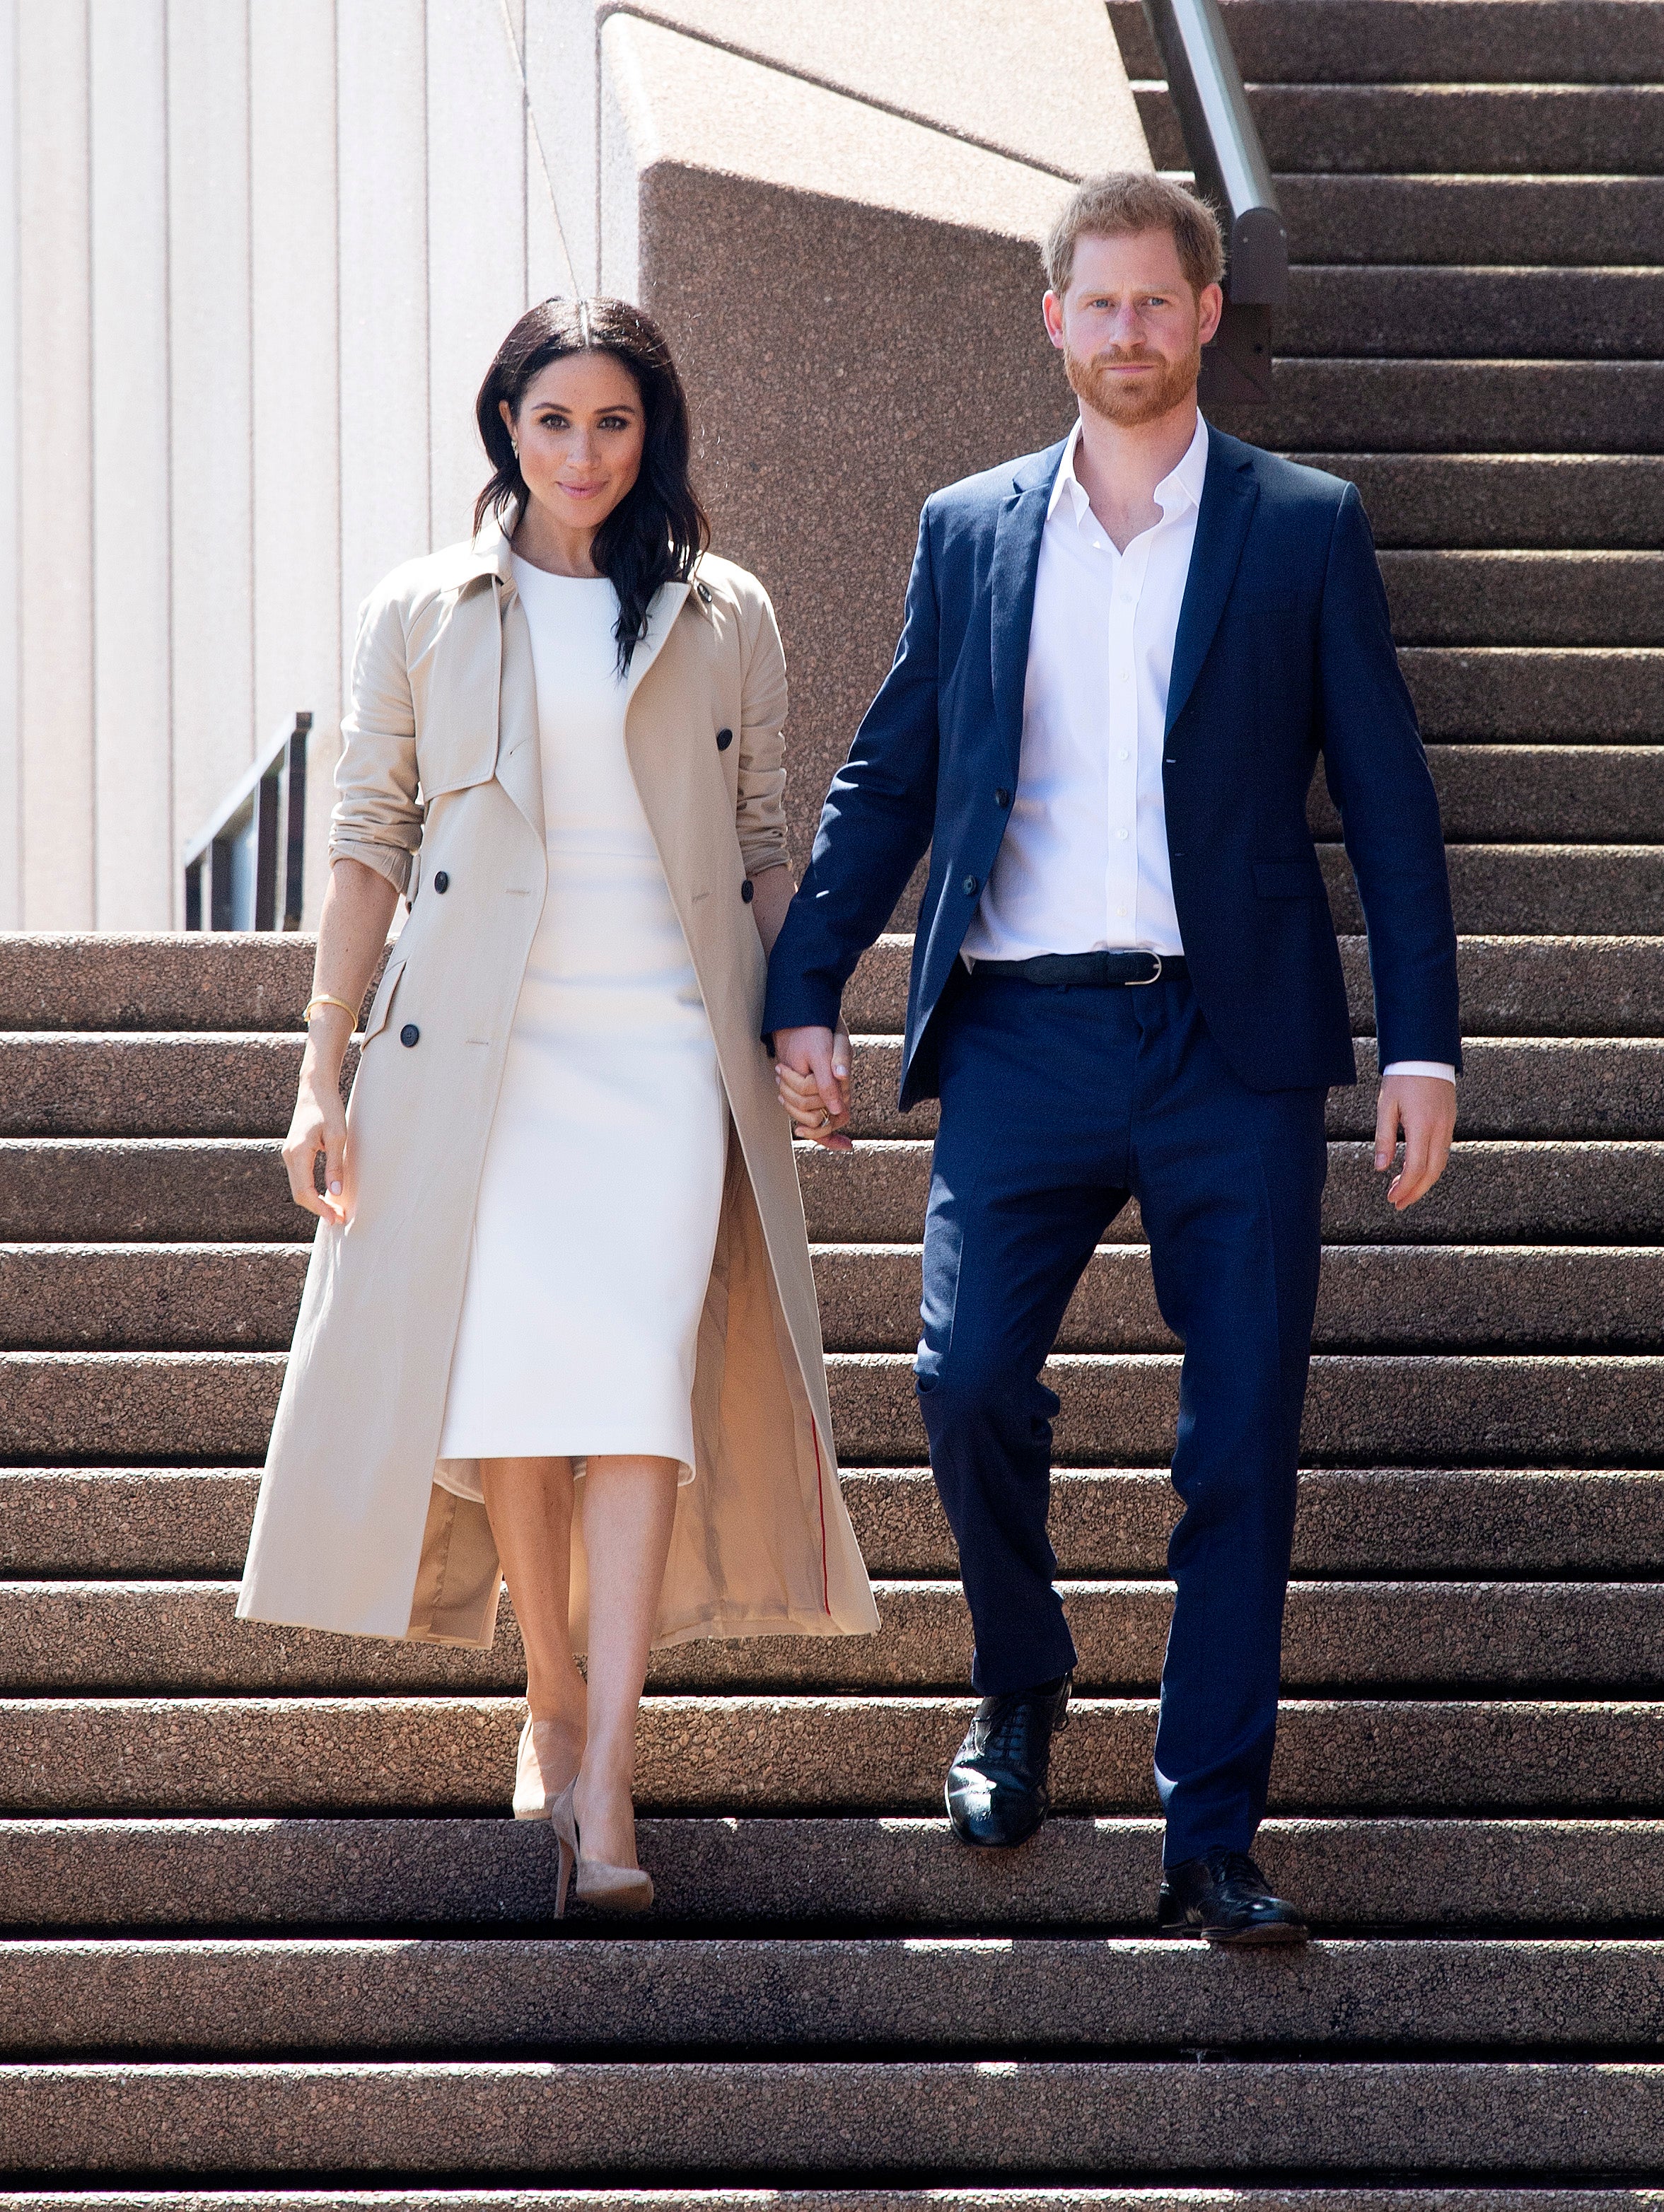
[503,350,646,536]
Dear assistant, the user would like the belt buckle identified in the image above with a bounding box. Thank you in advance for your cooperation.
[1126,952,1163,987]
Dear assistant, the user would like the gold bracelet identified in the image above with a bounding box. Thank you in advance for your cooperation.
[302,994,359,1027]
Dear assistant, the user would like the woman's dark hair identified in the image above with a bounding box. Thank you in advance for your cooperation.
[475,296,709,672]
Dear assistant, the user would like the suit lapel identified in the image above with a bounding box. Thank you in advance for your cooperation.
[988,443,1066,779]
[1165,431,1259,736]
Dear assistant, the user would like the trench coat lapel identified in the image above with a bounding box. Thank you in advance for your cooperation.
[492,586,545,842]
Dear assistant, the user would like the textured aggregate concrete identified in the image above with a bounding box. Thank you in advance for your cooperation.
[8,1463,1658,1581]
[1302,458,1664,553]
[0,1139,306,1242]
[1107,0,1664,81]
[3,1814,1661,1934]
[1139,79,1664,175]
[843,1037,1664,1141]
[1221,361,1664,458]
[4,2056,1664,2175]
[3,1575,1653,1695]
[0,1696,1659,1816]
[1276,176,1664,269]
[1378,553,1664,648]
[0,937,382,1035]
[799,1139,1664,1247]
[8,1348,1663,1467]
[825,1351,1664,1467]
[0,1035,313,1138]
[13,2196,1658,2212]
[0,1244,308,1349]
[1402,646,1664,741]
[1327,859,1664,949]
[1284,272,1664,366]
[812,1242,1664,1354]
[6,1935,1663,2056]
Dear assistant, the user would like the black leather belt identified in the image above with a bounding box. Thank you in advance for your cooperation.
[970,950,1186,988]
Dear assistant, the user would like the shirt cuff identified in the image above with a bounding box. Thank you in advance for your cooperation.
[1382,1061,1457,1084]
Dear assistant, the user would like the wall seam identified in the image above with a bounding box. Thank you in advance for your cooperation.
[161,0,176,924]
[83,0,95,922]
[243,0,255,772]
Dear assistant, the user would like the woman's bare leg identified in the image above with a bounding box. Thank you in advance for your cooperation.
[573,1453,680,1867]
[480,1455,586,1792]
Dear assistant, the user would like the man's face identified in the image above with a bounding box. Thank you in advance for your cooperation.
[1042,228,1223,427]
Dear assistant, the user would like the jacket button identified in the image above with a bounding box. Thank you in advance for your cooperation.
[400,1023,420,1047]
[716,728,733,751]
[994,788,1011,808]
[740,879,755,903]
[434,871,450,893]
[962,875,979,895]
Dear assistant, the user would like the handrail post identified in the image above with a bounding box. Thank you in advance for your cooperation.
[183,709,313,932]
[1139,0,1286,402]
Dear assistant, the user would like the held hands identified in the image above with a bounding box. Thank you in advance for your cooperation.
[1374,1071,1457,1211]
[282,1006,354,1224]
[774,1023,855,1151]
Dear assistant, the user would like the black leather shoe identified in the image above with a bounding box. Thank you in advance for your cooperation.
[945,1675,1071,1847]
[1158,1848,1310,1945]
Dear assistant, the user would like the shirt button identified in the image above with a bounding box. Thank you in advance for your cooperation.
[433,871,449,893]
[1117,750,1129,762]
[400,1024,420,1048]
[962,875,980,895]
[1117,829,1129,842]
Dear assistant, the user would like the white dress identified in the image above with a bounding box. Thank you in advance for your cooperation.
[435,559,727,1489]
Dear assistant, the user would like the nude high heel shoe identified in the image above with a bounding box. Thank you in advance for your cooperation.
[513,1716,577,1820]
[547,1780,578,1919]
[566,1788,655,1915]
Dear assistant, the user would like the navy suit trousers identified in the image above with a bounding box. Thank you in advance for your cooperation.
[914,969,1328,1865]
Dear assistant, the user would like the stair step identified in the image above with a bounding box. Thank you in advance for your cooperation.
[5,1240,1658,1354]
[1282,268,1664,362]
[825,1351,1664,1466]
[3,1462,1658,1585]
[1378,552,1664,647]
[0,1138,304,1242]
[1215,361,1664,454]
[1325,847,1664,935]
[2,1813,1657,1931]
[7,1933,1664,2056]
[0,933,324,1032]
[801,1139,1664,1247]
[8,1465,1658,1581]
[1,1576,1654,1694]
[5,1349,1663,1467]
[849,934,1664,1037]
[1403,647,1664,740]
[1,1694,1660,1813]
[1274,177,1664,269]
[844,1037,1664,1141]
[1306,455,1664,551]
[814,1243,1664,1354]
[1139,81,1664,176]
[1107,0,1664,84]
[1316,751,1664,845]
[6,2054,1664,2177]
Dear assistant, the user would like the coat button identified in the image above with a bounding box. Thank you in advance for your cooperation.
[433,871,450,893]
[400,1023,420,1047]
[994,788,1011,808]
[716,728,733,751]
[962,875,979,895]
[740,879,755,903]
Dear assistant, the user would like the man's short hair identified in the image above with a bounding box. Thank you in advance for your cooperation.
[1044,171,1226,298]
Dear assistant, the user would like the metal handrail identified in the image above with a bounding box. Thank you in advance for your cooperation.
[183,711,311,931]
[1139,0,1287,402]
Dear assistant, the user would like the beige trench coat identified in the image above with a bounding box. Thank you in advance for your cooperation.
[237,517,878,1652]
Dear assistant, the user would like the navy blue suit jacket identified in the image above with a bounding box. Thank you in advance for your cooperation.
[764,424,1462,1105]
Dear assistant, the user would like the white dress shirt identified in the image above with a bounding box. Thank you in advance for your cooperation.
[961,413,1454,1085]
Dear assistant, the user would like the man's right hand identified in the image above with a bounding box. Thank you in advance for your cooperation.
[774,1024,854,1151]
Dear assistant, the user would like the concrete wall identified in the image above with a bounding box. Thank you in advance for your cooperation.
[0,0,573,929]
[0,0,1148,923]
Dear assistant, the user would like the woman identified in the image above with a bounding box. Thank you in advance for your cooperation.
[238,297,877,1914]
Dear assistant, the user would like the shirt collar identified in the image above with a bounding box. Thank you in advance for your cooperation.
[1047,410,1210,529]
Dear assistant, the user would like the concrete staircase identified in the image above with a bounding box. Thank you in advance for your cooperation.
[3,0,1664,2194]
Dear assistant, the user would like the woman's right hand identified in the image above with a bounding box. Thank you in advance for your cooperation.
[283,1025,353,1223]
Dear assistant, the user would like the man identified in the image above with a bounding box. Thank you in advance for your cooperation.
[765,173,1460,1945]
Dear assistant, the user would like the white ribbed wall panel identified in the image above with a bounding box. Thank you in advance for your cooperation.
[3,0,564,929]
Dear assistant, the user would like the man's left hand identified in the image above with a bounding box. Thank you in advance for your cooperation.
[1374,1072,1457,1211]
